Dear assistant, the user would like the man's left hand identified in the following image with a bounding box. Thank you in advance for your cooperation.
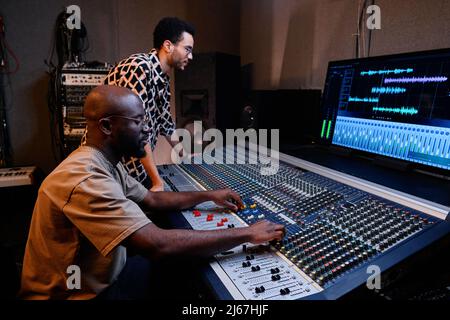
[210,189,243,212]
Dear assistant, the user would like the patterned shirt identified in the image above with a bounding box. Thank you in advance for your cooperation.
[103,49,175,184]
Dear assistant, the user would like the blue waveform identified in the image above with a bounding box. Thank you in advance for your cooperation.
[371,87,407,94]
[360,68,413,76]
[385,76,448,84]
[372,106,419,115]
[348,96,379,103]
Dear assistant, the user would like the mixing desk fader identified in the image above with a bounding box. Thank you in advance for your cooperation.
[157,146,450,300]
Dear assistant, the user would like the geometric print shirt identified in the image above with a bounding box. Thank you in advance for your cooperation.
[103,49,175,184]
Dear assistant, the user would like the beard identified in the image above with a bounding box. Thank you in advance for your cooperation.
[133,145,146,158]
[131,139,147,158]
[118,135,147,159]
[177,60,188,70]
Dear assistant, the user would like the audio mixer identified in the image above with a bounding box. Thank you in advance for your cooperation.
[158,145,450,300]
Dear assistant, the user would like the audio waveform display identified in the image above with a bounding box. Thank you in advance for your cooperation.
[320,48,450,170]
[348,96,379,103]
[360,68,413,76]
[371,87,407,94]
[332,116,450,169]
[372,107,419,115]
[384,76,448,84]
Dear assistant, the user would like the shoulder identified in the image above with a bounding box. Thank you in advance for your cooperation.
[41,147,115,197]
[115,53,153,70]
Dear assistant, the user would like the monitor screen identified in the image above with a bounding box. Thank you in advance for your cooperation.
[320,48,450,171]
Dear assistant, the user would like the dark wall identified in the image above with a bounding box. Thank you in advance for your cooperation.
[2,0,449,172]
[0,0,240,173]
[241,0,450,89]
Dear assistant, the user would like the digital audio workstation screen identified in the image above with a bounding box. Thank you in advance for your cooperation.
[320,49,450,170]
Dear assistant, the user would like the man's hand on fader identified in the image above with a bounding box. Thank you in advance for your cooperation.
[210,188,244,212]
[247,220,286,244]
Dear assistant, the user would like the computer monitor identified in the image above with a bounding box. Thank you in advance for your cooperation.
[320,48,450,171]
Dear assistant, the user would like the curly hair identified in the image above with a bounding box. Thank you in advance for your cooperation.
[153,17,196,49]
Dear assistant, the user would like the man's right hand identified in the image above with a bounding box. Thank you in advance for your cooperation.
[247,220,285,244]
[150,179,165,192]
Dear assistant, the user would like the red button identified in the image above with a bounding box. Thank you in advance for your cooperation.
[217,222,224,227]
[221,218,228,222]
[207,216,213,222]
[193,210,201,217]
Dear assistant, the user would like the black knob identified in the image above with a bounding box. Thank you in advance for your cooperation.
[280,287,290,295]
[251,265,261,272]
[270,267,280,274]
[271,274,281,281]
[255,286,266,294]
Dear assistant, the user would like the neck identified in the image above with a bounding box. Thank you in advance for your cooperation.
[156,49,172,74]
[85,141,121,166]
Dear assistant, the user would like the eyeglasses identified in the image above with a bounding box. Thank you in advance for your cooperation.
[99,115,149,130]
[171,41,193,56]
[182,46,193,55]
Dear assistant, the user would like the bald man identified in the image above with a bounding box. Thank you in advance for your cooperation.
[19,85,285,300]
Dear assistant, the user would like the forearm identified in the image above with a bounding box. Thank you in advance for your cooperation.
[128,223,251,259]
[143,190,214,211]
[140,144,163,188]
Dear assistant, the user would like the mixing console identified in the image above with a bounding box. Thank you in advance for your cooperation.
[157,147,450,300]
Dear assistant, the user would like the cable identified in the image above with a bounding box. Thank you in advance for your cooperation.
[354,0,362,58]
[367,0,375,57]
[46,9,72,162]
[0,15,20,75]
[0,13,12,167]
[46,66,65,162]
[355,0,372,59]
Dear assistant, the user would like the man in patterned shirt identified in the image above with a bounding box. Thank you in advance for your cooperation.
[104,17,195,190]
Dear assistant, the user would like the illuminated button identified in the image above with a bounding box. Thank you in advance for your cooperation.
[221,218,228,223]
[217,222,224,227]
[193,210,201,217]
[206,214,214,222]
[250,204,257,209]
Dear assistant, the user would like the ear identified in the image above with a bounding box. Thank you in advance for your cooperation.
[163,40,173,54]
[99,118,113,136]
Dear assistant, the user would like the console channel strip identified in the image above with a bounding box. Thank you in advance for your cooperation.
[157,152,450,300]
